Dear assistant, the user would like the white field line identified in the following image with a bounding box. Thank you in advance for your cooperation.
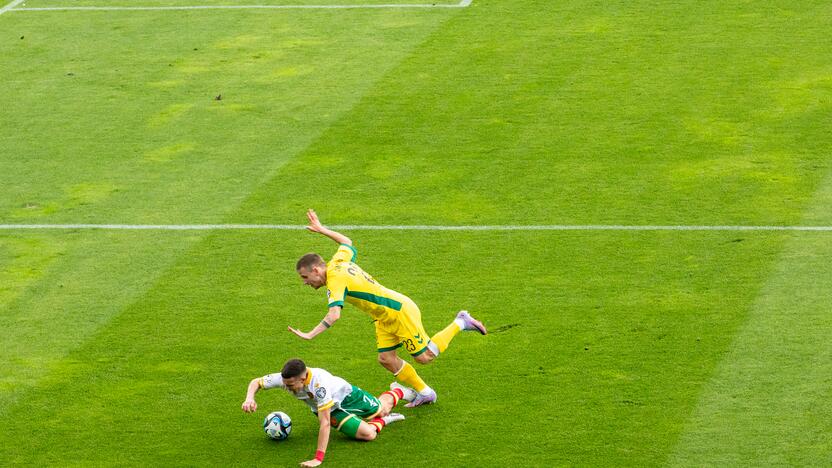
[10,0,471,12]
[1,224,832,231]
[0,0,25,14]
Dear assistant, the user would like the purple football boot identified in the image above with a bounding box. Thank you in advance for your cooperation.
[405,388,437,408]
[456,310,487,335]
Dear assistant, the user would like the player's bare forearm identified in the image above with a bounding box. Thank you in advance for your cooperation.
[314,307,342,336]
[305,209,352,245]
[241,378,261,413]
[318,226,352,246]
[315,408,331,456]
[300,409,331,467]
[325,307,341,325]
[288,307,341,340]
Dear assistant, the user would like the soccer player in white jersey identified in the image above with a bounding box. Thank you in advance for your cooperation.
[241,358,410,467]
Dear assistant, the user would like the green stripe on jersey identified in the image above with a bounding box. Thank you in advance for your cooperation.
[377,343,402,353]
[341,243,357,262]
[346,290,402,311]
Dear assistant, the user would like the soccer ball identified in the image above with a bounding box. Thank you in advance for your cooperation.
[263,411,292,441]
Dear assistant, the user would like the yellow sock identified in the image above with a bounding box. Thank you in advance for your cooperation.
[430,322,461,354]
[395,361,427,393]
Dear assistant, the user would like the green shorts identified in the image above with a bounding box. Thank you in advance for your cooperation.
[329,385,382,438]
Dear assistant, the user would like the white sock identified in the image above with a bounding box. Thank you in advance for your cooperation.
[454,318,465,330]
[382,413,405,424]
[419,385,434,396]
[390,382,417,401]
[427,341,440,356]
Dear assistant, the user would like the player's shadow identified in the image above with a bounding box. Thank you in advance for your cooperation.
[490,323,521,333]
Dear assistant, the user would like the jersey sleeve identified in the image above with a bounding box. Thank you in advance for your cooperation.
[326,267,348,308]
[311,381,335,412]
[258,373,285,390]
[329,244,357,264]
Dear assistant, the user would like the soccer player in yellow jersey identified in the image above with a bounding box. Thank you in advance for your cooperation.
[288,209,487,407]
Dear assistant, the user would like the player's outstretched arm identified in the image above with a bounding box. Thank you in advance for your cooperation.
[300,407,332,467]
[305,209,352,246]
[288,307,342,340]
[241,378,261,413]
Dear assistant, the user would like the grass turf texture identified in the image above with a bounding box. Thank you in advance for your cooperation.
[1,0,831,466]
[18,0,450,7]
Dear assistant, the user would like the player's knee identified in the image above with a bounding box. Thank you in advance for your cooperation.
[357,425,377,441]
[414,353,433,365]
[378,353,398,369]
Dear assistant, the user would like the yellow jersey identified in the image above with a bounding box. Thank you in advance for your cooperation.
[325,244,410,322]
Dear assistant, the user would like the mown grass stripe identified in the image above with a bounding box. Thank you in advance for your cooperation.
[0,2,465,427]
[669,169,832,465]
[3,224,832,231]
[10,1,470,12]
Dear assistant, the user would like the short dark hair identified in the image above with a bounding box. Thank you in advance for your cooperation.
[296,253,325,271]
[281,359,307,379]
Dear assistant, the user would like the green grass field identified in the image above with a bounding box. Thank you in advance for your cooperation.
[2,0,831,465]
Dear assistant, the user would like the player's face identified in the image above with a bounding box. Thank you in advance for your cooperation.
[282,375,304,392]
[298,266,325,289]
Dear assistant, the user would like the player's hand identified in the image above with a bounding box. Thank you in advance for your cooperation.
[288,326,313,340]
[300,459,322,468]
[305,209,324,233]
[241,399,257,413]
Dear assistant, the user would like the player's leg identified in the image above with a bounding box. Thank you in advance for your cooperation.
[359,412,405,440]
[335,414,379,441]
[387,303,441,406]
[395,300,486,363]
[376,320,432,397]
[335,387,404,441]
[379,349,431,395]
[397,301,438,364]
[426,310,488,359]
[355,420,379,441]
[354,416,404,440]
[377,386,406,415]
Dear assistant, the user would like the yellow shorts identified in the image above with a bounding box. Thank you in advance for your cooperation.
[375,299,431,356]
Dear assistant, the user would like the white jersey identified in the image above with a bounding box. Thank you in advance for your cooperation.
[258,367,353,413]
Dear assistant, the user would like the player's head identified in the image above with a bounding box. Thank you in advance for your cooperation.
[281,358,307,392]
[296,253,327,289]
